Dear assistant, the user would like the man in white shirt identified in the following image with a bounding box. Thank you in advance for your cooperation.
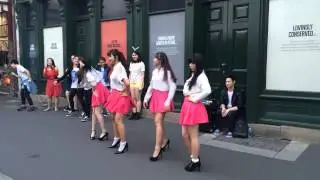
[10,59,35,112]
[213,75,243,138]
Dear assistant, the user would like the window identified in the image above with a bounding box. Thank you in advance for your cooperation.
[44,0,61,26]
[149,0,185,13]
[101,0,126,19]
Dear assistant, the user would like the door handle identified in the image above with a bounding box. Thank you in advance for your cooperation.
[220,62,227,75]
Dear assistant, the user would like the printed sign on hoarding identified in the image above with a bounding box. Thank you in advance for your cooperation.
[101,20,127,65]
[43,27,64,77]
[266,0,320,92]
[149,12,185,85]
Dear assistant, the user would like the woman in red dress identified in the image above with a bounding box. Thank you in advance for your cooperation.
[43,58,62,111]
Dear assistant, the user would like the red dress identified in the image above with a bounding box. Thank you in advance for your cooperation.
[43,67,62,97]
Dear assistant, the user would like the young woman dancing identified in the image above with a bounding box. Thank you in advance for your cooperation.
[78,59,110,140]
[105,49,133,154]
[143,52,177,161]
[179,54,211,172]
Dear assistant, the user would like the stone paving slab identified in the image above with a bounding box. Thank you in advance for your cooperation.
[212,134,290,152]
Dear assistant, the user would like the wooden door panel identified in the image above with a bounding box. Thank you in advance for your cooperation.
[227,0,249,90]
[204,1,228,93]
[75,20,90,61]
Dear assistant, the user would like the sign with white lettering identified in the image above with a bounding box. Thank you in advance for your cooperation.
[266,0,320,92]
[43,27,64,77]
[149,12,185,85]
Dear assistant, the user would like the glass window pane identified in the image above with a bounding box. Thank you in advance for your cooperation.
[44,0,61,26]
[102,0,126,19]
[149,0,185,13]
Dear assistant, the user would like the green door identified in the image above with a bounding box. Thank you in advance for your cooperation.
[202,0,249,101]
[75,20,91,62]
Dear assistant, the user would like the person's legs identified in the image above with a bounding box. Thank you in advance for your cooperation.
[226,111,238,138]
[134,88,142,119]
[182,125,191,156]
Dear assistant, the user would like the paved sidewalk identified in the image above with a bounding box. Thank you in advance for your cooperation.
[0,94,320,180]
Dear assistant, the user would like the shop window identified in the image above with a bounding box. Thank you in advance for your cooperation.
[149,0,185,13]
[101,0,126,19]
[44,0,61,26]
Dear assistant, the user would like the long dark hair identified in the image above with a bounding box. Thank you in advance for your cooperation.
[78,56,92,80]
[47,58,56,68]
[188,53,204,90]
[107,49,126,66]
[131,51,142,63]
[155,52,177,83]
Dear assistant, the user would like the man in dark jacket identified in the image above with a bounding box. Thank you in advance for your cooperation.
[213,75,243,138]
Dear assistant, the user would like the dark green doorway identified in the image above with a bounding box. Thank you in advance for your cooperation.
[201,0,249,99]
[74,19,91,62]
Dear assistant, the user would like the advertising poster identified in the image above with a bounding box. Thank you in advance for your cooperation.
[266,0,320,92]
[43,26,64,77]
[149,12,185,85]
[101,20,127,65]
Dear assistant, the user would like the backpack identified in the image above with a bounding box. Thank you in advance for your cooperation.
[233,118,248,138]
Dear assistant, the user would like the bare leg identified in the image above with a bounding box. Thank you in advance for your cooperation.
[54,97,59,111]
[153,113,165,156]
[130,88,137,113]
[95,106,107,134]
[91,108,97,138]
[182,125,191,156]
[115,113,126,142]
[44,96,52,111]
[189,125,200,159]
[134,88,142,113]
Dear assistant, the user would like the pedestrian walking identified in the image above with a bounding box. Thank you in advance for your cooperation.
[179,54,211,172]
[143,52,177,161]
[10,59,36,112]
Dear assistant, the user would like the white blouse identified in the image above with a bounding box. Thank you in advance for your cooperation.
[144,68,177,106]
[110,62,128,91]
[183,71,211,102]
[129,62,145,83]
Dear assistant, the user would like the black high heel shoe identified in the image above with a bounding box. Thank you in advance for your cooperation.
[98,132,109,141]
[161,139,170,151]
[149,149,163,162]
[90,130,96,140]
[184,160,201,172]
[108,139,120,148]
[114,143,129,154]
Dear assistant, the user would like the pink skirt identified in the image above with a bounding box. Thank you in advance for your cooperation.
[91,82,110,107]
[149,90,174,113]
[104,89,134,114]
[179,97,208,125]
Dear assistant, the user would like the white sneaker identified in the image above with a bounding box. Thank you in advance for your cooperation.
[226,132,233,138]
[212,129,220,138]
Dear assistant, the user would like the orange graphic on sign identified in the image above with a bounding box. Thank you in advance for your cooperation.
[101,20,127,66]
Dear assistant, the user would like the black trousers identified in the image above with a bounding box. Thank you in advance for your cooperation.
[216,109,238,132]
[20,85,34,106]
[81,89,92,117]
[69,88,84,111]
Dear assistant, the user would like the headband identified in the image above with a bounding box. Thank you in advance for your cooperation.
[132,46,140,51]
